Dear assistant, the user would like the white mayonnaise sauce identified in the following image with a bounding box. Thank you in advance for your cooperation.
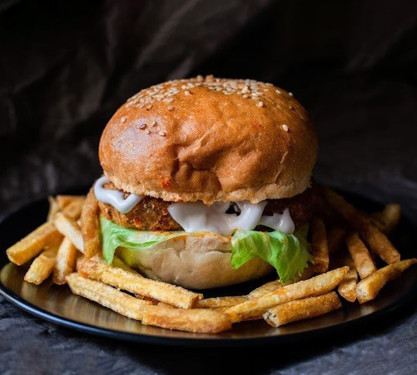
[168,201,295,236]
[94,176,143,214]
[94,176,295,235]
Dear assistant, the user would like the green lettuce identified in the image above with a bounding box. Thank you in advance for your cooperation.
[100,217,311,282]
[230,227,311,282]
[100,217,188,264]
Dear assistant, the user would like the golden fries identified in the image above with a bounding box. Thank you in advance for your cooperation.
[338,268,358,302]
[54,213,84,252]
[225,267,349,323]
[248,280,284,299]
[322,187,400,264]
[62,199,85,220]
[53,237,78,285]
[66,273,231,333]
[311,218,329,273]
[264,292,342,327]
[346,233,376,279]
[142,305,231,333]
[371,204,401,234]
[78,257,202,309]
[80,188,100,258]
[47,197,60,222]
[4,187,414,333]
[56,195,85,210]
[362,225,400,264]
[197,296,247,309]
[66,273,151,320]
[356,259,417,303]
[24,242,60,285]
[6,222,62,265]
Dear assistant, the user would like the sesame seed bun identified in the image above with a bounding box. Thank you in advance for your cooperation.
[99,75,318,204]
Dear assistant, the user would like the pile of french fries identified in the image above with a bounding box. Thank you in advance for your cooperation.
[4,187,417,334]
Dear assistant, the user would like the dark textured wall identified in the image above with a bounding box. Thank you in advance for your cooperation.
[1,0,416,217]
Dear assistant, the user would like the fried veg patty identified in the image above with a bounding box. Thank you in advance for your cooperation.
[99,185,314,231]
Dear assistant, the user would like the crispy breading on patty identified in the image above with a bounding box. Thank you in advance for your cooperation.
[98,184,314,231]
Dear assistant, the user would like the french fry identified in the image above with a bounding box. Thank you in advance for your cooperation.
[62,199,85,220]
[363,225,401,264]
[311,218,329,273]
[66,273,152,320]
[225,267,349,323]
[78,256,202,309]
[322,187,400,264]
[263,292,342,327]
[6,222,62,265]
[47,197,60,222]
[24,241,60,285]
[248,280,284,299]
[54,213,84,252]
[356,259,417,303]
[141,305,231,333]
[197,296,247,309]
[338,268,358,302]
[346,233,377,279]
[53,237,78,285]
[247,265,314,300]
[80,188,100,258]
[157,302,175,308]
[371,204,401,234]
[56,195,85,210]
[327,227,346,253]
[67,273,231,333]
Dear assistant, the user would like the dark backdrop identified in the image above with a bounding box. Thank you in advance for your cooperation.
[1,1,417,374]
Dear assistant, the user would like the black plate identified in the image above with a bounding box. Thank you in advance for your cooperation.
[0,191,416,347]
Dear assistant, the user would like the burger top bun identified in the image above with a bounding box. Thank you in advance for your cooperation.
[99,75,318,204]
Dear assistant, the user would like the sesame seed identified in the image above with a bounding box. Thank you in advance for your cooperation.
[276,89,281,94]
[139,123,147,129]
[288,92,293,97]
[145,129,150,134]
[282,124,289,132]
[159,131,166,136]
[121,116,127,123]
[151,120,157,127]
[167,106,174,111]
[126,77,284,110]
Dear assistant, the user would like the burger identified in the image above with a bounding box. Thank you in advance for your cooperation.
[93,75,318,289]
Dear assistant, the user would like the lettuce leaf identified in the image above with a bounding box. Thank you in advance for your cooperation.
[100,217,188,263]
[100,217,311,282]
[230,227,312,282]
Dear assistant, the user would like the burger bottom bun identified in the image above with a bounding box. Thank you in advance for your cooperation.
[116,233,272,290]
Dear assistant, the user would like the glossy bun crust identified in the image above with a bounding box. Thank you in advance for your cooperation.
[99,76,318,204]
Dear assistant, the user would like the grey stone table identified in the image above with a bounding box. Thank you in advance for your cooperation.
[1,77,417,375]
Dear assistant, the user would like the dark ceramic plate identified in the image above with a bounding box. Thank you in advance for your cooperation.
[1,190,416,347]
